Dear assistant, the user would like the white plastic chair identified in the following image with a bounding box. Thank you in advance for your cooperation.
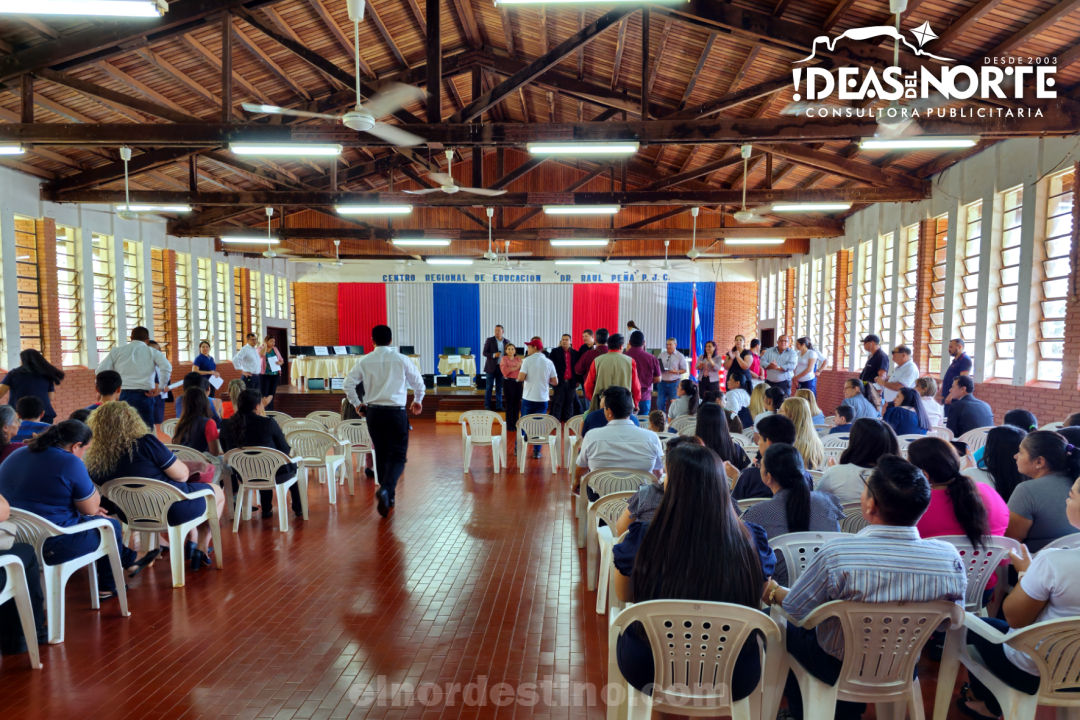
[743,427,758,442]
[807,469,823,486]
[224,447,304,532]
[161,418,178,439]
[281,418,325,435]
[1038,534,1080,553]
[823,434,850,448]
[730,433,748,447]
[670,415,697,436]
[336,419,375,487]
[736,497,768,513]
[959,426,994,453]
[516,414,561,474]
[1040,421,1066,432]
[929,426,954,441]
[635,414,650,426]
[577,468,655,549]
[306,410,342,432]
[608,600,784,720]
[286,429,348,506]
[100,477,222,588]
[934,615,1080,720]
[564,414,584,469]
[814,424,830,436]
[265,411,292,429]
[459,410,507,474]
[655,431,678,446]
[824,447,846,464]
[588,490,634,602]
[769,531,845,586]
[607,530,629,618]
[896,433,927,458]
[934,535,1021,614]
[165,444,230,519]
[774,599,964,720]
[8,508,130,645]
[840,501,867,533]
[0,554,41,668]
[744,444,759,458]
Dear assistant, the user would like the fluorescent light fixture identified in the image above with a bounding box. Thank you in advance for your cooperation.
[221,237,280,244]
[549,239,609,247]
[543,205,621,215]
[0,144,24,155]
[724,238,785,245]
[230,143,342,156]
[392,239,451,246]
[336,205,413,215]
[554,259,602,265]
[528,142,639,155]
[858,136,979,150]
[115,204,192,213]
[0,0,166,16]
[426,258,473,265]
[770,203,851,212]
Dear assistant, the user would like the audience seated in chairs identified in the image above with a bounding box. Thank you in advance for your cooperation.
[830,405,854,434]
[67,408,92,424]
[666,379,699,420]
[883,386,932,436]
[12,397,49,444]
[730,414,808,502]
[962,426,1029,501]
[86,370,122,411]
[612,442,775,700]
[741,443,844,584]
[85,401,224,572]
[695,402,750,473]
[614,435,704,532]
[0,405,24,465]
[646,410,666,434]
[0,490,46,656]
[219,389,303,520]
[221,379,246,420]
[815,418,900,503]
[839,378,881,420]
[971,409,1038,468]
[795,389,825,426]
[780,397,826,470]
[762,454,968,720]
[0,421,155,600]
[581,392,640,436]
[724,372,752,417]
[1006,430,1080,551]
[175,372,223,421]
[916,376,944,428]
[573,386,663,501]
[754,386,786,426]
[748,383,767,423]
[957,473,1080,720]
[173,387,221,456]
[946,376,995,438]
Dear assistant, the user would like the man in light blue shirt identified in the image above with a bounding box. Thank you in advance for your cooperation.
[759,335,799,396]
[97,325,172,430]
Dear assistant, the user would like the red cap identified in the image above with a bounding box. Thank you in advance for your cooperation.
[526,338,544,350]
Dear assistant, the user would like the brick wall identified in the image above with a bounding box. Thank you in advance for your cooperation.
[294,283,339,346]
[911,217,937,373]
[833,250,852,369]
[817,370,860,418]
[34,217,62,368]
[713,281,759,346]
[784,267,796,339]
[51,367,98,421]
[162,249,180,367]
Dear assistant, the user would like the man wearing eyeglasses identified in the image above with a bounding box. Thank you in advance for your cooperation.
[760,335,798,396]
[874,345,920,404]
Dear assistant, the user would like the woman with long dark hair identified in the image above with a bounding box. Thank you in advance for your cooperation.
[816,418,900,503]
[666,379,699,419]
[695,402,750,471]
[883,386,931,436]
[742,443,844,584]
[724,335,753,390]
[0,349,64,424]
[963,426,1029,501]
[697,341,722,401]
[755,386,787,426]
[970,409,1040,468]
[1006,430,1080,551]
[174,387,221,456]
[612,443,774,698]
[840,377,880,419]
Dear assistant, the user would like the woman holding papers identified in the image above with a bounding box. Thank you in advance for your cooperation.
[258,336,285,411]
[191,341,222,397]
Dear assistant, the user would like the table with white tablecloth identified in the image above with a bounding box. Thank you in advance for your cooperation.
[437,355,477,376]
[291,354,425,389]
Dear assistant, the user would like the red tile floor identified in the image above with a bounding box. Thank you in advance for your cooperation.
[0,421,1050,720]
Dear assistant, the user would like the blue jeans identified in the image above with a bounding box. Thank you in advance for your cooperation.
[637,398,651,415]
[657,381,679,414]
[484,372,503,408]
[42,517,136,593]
[120,389,155,430]
[798,377,817,395]
[520,399,548,451]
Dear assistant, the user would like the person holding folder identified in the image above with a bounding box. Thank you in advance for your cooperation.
[258,336,284,411]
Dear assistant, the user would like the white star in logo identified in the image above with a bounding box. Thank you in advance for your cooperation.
[910,20,938,47]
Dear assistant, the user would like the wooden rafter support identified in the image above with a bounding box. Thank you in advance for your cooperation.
[367,1,410,69]
[44,146,208,193]
[93,60,193,116]
[646,151,764,190]
[822,0,860,32]
[35,67,173,122]
[988,0,1080,57]
[449,0,483,50]
[927,0,1008,54]
[306,0,374,78]
[179,33,274,107]
[230,19,313,101]
[498,3,515,59]
[172,224,843,240]
[759,142,929,190]
[427,0,442,123]
[678,34,715,111]
[405,0,428,35]
[611,17,629,91]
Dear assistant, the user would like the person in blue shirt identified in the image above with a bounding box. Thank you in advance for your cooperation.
[86,370,123,412]
[12,397,50,443]
[0,349,63,424]
[174,372,222,422]
[883,386,932,436]
[830,405,855,434]
[191,341,221,397]
[940,338,973,418]
[0,421,153,600]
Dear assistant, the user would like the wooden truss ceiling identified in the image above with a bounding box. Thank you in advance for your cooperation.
[0,0,1076,259]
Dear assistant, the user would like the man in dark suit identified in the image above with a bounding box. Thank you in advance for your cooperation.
[482,325,506,412]
[549,333,580,422]
[945,376,995,438]
[575,329,596,414]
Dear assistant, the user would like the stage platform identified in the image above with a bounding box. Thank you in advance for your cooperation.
[274,384,510,422]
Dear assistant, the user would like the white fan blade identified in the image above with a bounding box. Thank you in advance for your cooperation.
[402,188,443,195]
[241,103,343,121]
[427,173,454,185]
[363,83,426,120]
[459,187,509,197]
[366,122,425,147]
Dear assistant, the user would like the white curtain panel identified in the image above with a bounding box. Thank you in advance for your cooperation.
[386,283,436,374]
[479,283,574,351]
[618,283,669,349]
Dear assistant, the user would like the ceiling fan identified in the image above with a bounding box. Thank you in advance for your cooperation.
[261,207,298,258]
[241,0,425,146]
[685,207,729,260]
[730,145,774,224]
[403,149,508,196]
[117,147,138,221]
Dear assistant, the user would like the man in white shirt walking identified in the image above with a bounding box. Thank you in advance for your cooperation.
[97,325,172,429]
[517,337,557,460]
[344,325,425,517]
[657,338,687,414]
[875,345,920,404]
[232,333,262,391]
[573,386,663,498]
[760,335,799,396]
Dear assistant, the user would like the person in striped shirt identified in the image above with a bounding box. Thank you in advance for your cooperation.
[763,454,967,720]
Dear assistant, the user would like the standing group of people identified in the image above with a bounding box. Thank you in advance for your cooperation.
[229,334,285,411]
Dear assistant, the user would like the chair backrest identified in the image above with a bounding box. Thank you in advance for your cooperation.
[306,411,342,432]
[810,600,962,700]
[769,531,846,585]
[895,434,925,458]
[336,419,372,448]
[612,600,781,712]
[6,508,65,554]
[669,415,696,435]
[840,501,868,533]
[99,477,194,531]
[592,490,635,529]
[1003,617,1080,704]
[518,414,561,442]
[164,443,212,468]
[265,411,292,429]
[934,535,1021,611]
[1039,534,1080,553]
[823,434,850,448]
[736,497,767,513]
[286,429,344,460]
[459,410,504,440]
[584,468,655,501]
[161,418,178,439]
[224,447,291,488]
[655,432,678,445]
[566,415,584,437]
[743,427,757,441]
[929,426,954,441]
[636,414,651,427]
[730,433,748,447]
[824,447,846,464]
[743,445,759,458]
[281,418,325,434]
[959,427,994,452]
[1040,421,1066,432]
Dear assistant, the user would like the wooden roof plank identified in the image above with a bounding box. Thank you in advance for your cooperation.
[179,33,275,107]
[367,2,410,69]
[231,20,312,101]
[305,0,376,79]
[989,0,1080,56]
[94,60,194,116]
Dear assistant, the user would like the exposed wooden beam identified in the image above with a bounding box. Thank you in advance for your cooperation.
[427,0,442,123]
[772,0,796,17]
[178,34,273,107]
[498,3,516,59]
[136,48,222,108]
[449,0,483,50]
[761,142,929,189]
[728,45,762,95]
[368,1,409,69]
[1057,39,1080,70]
[405,0,428,35]
[231,19,312,101]
[44,146,208,193]
[927,0,1008,54]
[451,7,636,123]
[647,19,672,100]
[35,67,196,124]
[645,151,763,190]
[202,151,314,190]
[539,6,549,54]
[0,156,54,180]
[577,9,585,77]
[93,60,192,116]
[20,73,32,124]
[611,17,629,91]
[488,155,548,190]
[221,9,233,123]
[31,92,95,123]
[17,16,59,41]
[172,224,843,240]
[446,76,466,111]
[189,155,197,191]
[620,206,692,228]
[988,0,1080,57]
[641,8,651,122]
[822,0,860,32]
[667,60,830,121]
[306,0,373,78]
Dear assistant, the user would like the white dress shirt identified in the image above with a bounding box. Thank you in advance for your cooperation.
[232,344,262,375]
[344,346,425,408]
[658,350,687,382]
[519,352,557,402]
[576,418,664,473]
[794,349,822,382]
[725,388,751,414]
[877,359,920,403]
[760,347,799,383]
[97,341,172,391]
[922,396,944,427]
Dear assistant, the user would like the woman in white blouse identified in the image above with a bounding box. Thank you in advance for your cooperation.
[915,376,944,428]
[792,337,825,396]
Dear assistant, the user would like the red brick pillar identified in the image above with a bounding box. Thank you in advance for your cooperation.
[162,249,180,367]
[1061,161,1080,390]
[239,269,252,342]
[293,283,340,346]
[35,218,62,368]
[833,250,851,369]
[783,267,796,339]
[911,217,937,373]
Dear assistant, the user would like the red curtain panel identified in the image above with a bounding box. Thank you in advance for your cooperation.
[337,283,387,351]
[572,284,620,343]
